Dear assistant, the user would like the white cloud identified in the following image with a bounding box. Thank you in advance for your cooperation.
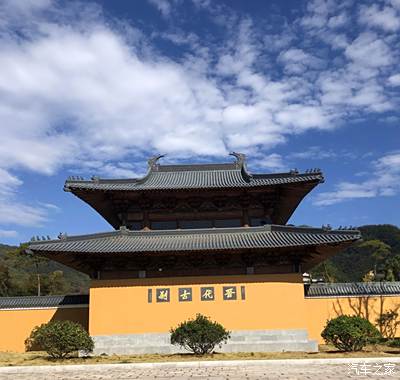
[315,152,400,206]
[328,12,349,28]
[148,0,172,17]
[0,202,48,227]
[345,32,393,68]
[0,168,51,227]
[0,168,22,197]
[289,146,337,160]
[0,0,399,230]
[388,73,400,86]
[301,0,336,29]
[278,48,323,74]
[359,4,400,32]
[0,229,17,238]
[248,153,286,172]
[390,0,400,10]
[275,105,331,131]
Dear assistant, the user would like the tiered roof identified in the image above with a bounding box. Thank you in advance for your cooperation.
[64,154,324,227]
[28,225,359,255]
[65,164,323,191]
[26,155,360,276]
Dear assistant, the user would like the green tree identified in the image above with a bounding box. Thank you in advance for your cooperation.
[310,261,339,282]
[358,240,391,278]
[384,255,400,281]
[313,225,400,283]
[25,321,94,359]
[0,243,89,296]
[42,271,69,295]
[0,260,11,296]
[321,315,381,351]
[170,314,230,355]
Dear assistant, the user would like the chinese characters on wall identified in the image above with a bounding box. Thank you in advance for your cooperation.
[147,286,246,303]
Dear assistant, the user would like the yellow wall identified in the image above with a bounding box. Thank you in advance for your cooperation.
[2,279,400,352]
[305,295,400,343]
[89,275,400,345]
[0,306,89,352]
[89,274,308,335]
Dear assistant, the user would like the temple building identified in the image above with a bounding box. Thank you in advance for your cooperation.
[28,154,360,279]
[20,153,365,353]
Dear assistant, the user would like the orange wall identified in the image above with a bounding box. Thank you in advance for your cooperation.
[0,306,89,352]
[89,274,308,335]
[305,295,400,343]
[89,275,400,345]
[2,281,400,353]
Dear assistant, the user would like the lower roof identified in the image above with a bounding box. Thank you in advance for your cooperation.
[27,225,360,255]
[305,282,400,298]
[0,294,89,309]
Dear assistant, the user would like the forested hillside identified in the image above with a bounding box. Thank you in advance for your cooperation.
[311,224,400,282]
[0,244,89,296]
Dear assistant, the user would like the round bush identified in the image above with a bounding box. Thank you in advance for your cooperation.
[321,315,381,351]
[25,320,94,359]
[170,314,230,355]
[387,338,400,348]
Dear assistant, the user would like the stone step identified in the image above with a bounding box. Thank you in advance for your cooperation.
[219,341,318,353]
[94,330,309,345]
[92,329,318,355]
[93,341,318,355]
[230,330,308,342]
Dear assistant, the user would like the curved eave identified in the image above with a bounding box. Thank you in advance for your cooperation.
[27,225,360,256]
[64,171,324,192]
[64,174,323,229]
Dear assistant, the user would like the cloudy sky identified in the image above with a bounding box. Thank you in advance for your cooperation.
[0,0,399,245]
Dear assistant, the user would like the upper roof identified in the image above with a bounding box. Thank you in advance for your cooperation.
[64,153,324,192]
[305,282,400,298]
[27,225,360,255]
[0,294,89,309]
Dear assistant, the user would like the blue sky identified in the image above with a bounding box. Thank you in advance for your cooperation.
[0,0,399,245]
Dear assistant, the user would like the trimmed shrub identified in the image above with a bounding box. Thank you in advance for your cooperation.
[170,314,230,355]
[387,338,400,348]
[321,315,381,352]
[25,320,94,359]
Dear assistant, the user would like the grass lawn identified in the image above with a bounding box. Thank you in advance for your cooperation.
[0,345,399,367]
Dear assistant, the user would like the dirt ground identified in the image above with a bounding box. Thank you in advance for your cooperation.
[0,344,399,367]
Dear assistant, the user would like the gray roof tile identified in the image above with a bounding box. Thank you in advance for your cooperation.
[0,294,89,309]
[27,225,360,255]
[305,282,400,297]
[65,163,323,192]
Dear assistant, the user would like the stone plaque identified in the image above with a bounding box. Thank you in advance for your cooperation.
[223,286,237,300]
[178,287,192,302]
[200,286,215,301]
[156,288,170,302]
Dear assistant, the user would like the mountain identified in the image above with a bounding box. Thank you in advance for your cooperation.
[311,224,400,282]
[0,244,89,296]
